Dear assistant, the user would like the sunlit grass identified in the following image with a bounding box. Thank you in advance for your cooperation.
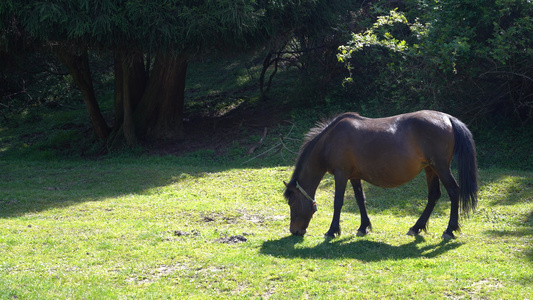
[1,157,532,299]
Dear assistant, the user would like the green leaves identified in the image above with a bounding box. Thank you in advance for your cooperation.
[338,9,411,61]
[3,0,262,52]
[338,0,533,121]
[3,0,357,55]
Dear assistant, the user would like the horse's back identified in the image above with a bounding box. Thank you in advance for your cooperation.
[399,110,455,163]
[322,110,456,187]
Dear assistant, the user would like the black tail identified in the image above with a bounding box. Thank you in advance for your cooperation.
[451,118,478,215]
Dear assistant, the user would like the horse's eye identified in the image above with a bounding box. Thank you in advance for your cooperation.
[284,189,294,205]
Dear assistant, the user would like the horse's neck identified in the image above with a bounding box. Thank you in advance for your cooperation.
[296,136,328,197]
[297,165,325,198]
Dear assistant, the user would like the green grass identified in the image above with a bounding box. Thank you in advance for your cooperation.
[1,49,532,299]
[1,155,532,299]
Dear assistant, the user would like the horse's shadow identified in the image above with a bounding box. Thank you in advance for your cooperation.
[260,235,462,261]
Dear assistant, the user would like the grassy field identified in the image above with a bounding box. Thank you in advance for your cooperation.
[1,153,532,299]
[1,54,532,299]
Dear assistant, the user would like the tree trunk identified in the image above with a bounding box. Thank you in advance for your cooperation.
[55,45,110,140]
[134,53,188,140]
[122,61,137,146]
[113,51,148,146]
[113,53,124,130]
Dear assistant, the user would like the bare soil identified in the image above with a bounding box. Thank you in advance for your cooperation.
[215,235,248,244]
[147,103,287,157]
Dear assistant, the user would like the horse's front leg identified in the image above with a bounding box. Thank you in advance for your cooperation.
[351,179,372,236]
[325,174,348,238]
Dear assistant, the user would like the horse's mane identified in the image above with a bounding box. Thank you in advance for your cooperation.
[289,112,361,184]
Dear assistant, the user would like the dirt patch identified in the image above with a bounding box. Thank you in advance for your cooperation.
[127,263,189,284]
[202,216,216,222]
[171,230,249,244]
[243,215,265,224]
[215,235,248,244]
[200,212,268,224]
[200,213,239,224]
[173,230,200,236]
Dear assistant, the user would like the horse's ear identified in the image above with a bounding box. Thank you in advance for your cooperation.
[283,181,288,188]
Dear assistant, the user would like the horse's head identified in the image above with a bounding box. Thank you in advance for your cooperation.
[283,181,317,236]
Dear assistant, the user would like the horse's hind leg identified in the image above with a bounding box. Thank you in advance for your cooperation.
[437,169,460,239]
[351,179,372,236]
[408,167,441,236]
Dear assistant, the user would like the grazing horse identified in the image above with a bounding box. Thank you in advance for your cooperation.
[283,110,478,239]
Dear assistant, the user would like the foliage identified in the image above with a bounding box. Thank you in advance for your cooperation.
[0,0,265,54]
[1,53,532,170]
[1,0,360,146]
[2,0,269,142]
[338,0,533,123]
[0,48,112,124]
[258,0,359,103]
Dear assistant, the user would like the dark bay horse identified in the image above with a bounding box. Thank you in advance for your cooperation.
[283,110,478,239]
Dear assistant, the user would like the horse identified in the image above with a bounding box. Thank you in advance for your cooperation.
[283,110,478,239]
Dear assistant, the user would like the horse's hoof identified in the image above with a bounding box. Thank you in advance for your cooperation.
[324,230,340,238]
[407,229,419,236]
[441,232,455,240]
[356,230,367,237]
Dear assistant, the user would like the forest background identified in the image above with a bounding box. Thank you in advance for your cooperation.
[1,0,532,167]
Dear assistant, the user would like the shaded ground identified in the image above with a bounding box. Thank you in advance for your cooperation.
[147,102,289,157]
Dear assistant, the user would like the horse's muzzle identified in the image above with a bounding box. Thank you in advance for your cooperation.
[290,228,307,236]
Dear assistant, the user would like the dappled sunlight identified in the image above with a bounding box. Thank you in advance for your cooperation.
[475,170,533,270]
[480,173,533,206]
[476,171,533,237]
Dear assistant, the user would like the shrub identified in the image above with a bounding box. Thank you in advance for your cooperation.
[338,0,533,123]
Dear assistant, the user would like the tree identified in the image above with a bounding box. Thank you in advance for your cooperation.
[338,0,533,123]
[1,0,266,145]
[258,0,358,102]
[1,0,357,146]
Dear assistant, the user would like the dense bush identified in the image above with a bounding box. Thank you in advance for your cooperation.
[338,0,533,123]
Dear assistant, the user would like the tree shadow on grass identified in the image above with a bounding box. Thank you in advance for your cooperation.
[483,209,533,286]
[0,159,216,219]
[260,235,463,262]
[481,173,533,263]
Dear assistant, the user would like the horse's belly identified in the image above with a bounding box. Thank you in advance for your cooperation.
[357,162,425,188]
[363,176,417,188]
